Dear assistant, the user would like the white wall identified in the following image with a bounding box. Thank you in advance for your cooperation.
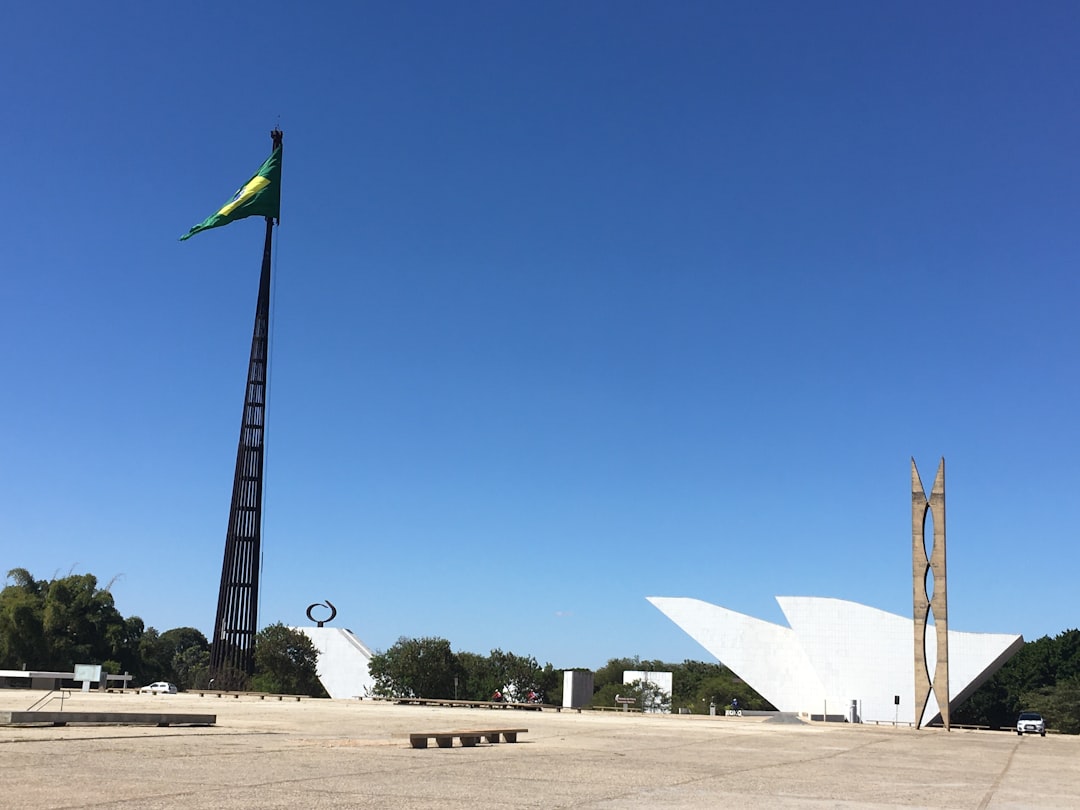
[563,670,594,708]
[293,627,375,700]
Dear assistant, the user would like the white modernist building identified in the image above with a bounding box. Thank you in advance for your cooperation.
[293,626,376,699]
[648,596,1024,726]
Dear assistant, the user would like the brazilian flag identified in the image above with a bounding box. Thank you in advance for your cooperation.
[180,145,282,241]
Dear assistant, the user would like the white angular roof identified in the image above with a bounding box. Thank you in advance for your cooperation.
[647,596,1023,725]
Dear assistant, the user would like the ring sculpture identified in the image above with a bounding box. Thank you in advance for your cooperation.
[306,600,337,628]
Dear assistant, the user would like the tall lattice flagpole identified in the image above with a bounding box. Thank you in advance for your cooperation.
[209,129,282,683]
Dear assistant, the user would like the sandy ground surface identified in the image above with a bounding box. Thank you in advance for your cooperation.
[1,690,1078,809]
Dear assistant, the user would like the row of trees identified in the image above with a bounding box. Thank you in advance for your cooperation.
[4,567,1075,729]
[368,637,561,702]
[0,568,151,678]
[367,639,773,713]
[952,629,1080,734]
[0,569,767,711]
[369,635,1080,732]
[0,568,323,696]
[590,657,773,713]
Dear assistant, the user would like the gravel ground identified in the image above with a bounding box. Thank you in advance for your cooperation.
[1,690,1077,809]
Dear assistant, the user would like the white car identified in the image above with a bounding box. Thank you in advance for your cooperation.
[140,681,178,695]
[1016,711,1045,736]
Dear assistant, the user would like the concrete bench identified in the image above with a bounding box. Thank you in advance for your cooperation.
[395,698,509,709]
[0,711,216,727]
[393,697,545,710]
[409,728,527,749]
[195,691,303,701]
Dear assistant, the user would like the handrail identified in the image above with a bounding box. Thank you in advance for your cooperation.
[26,689,72,712]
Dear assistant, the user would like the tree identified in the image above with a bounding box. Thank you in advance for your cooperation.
[488,649,544,702]
[586,657,773,713]
[1019,677,1080,735]
[591,681,631,709]
[104,615,146,677]
[631,677,672,713]
[449,650,561,703]
[668,660,774,713]
[138,627,211,689]
[5,568,39,590]
[208,664,250,692]
[955,629,1080,732]
[593,657,640,690]
[456,650,497,700]
[0,571,48,668]
[1,569,134,671]
[173,645,212,689]
[162,628,210,690]
[138,628,172,683]
[40,573,131,668]
[368,636,461,699]
[537,663,561,705]
[251,623,325,697]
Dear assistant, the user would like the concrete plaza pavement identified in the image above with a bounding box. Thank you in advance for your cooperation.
[1,690,1078,808]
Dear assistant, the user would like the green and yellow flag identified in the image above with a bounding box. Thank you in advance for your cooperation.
[180,145,282,241]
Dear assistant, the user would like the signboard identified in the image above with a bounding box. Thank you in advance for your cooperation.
[74,664,102,682]
[614,695,637,704]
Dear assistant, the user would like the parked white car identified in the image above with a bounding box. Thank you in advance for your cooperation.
[140,681,177,695]
[1016,711,1045,736]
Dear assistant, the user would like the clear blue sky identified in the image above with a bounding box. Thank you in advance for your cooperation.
[2,2,1077,670]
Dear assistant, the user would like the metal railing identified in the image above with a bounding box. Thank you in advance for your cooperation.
[26,689,73,712]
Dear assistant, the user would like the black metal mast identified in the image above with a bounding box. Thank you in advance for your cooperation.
[209,129,282,683]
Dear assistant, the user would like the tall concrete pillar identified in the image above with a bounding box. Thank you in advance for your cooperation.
[912,458,949,730]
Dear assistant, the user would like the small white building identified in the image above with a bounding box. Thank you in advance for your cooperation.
[563,669,594,708]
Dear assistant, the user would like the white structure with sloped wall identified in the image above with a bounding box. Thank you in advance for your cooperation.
[563,669,594,709]
[293,626,375,700]
[648,596,1023,725]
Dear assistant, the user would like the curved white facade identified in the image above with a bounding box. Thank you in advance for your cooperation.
[648,596,1023,725]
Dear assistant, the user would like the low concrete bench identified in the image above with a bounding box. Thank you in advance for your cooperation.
[195,691,302,701]
[409,728,527,749]
[0,711,216,727]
